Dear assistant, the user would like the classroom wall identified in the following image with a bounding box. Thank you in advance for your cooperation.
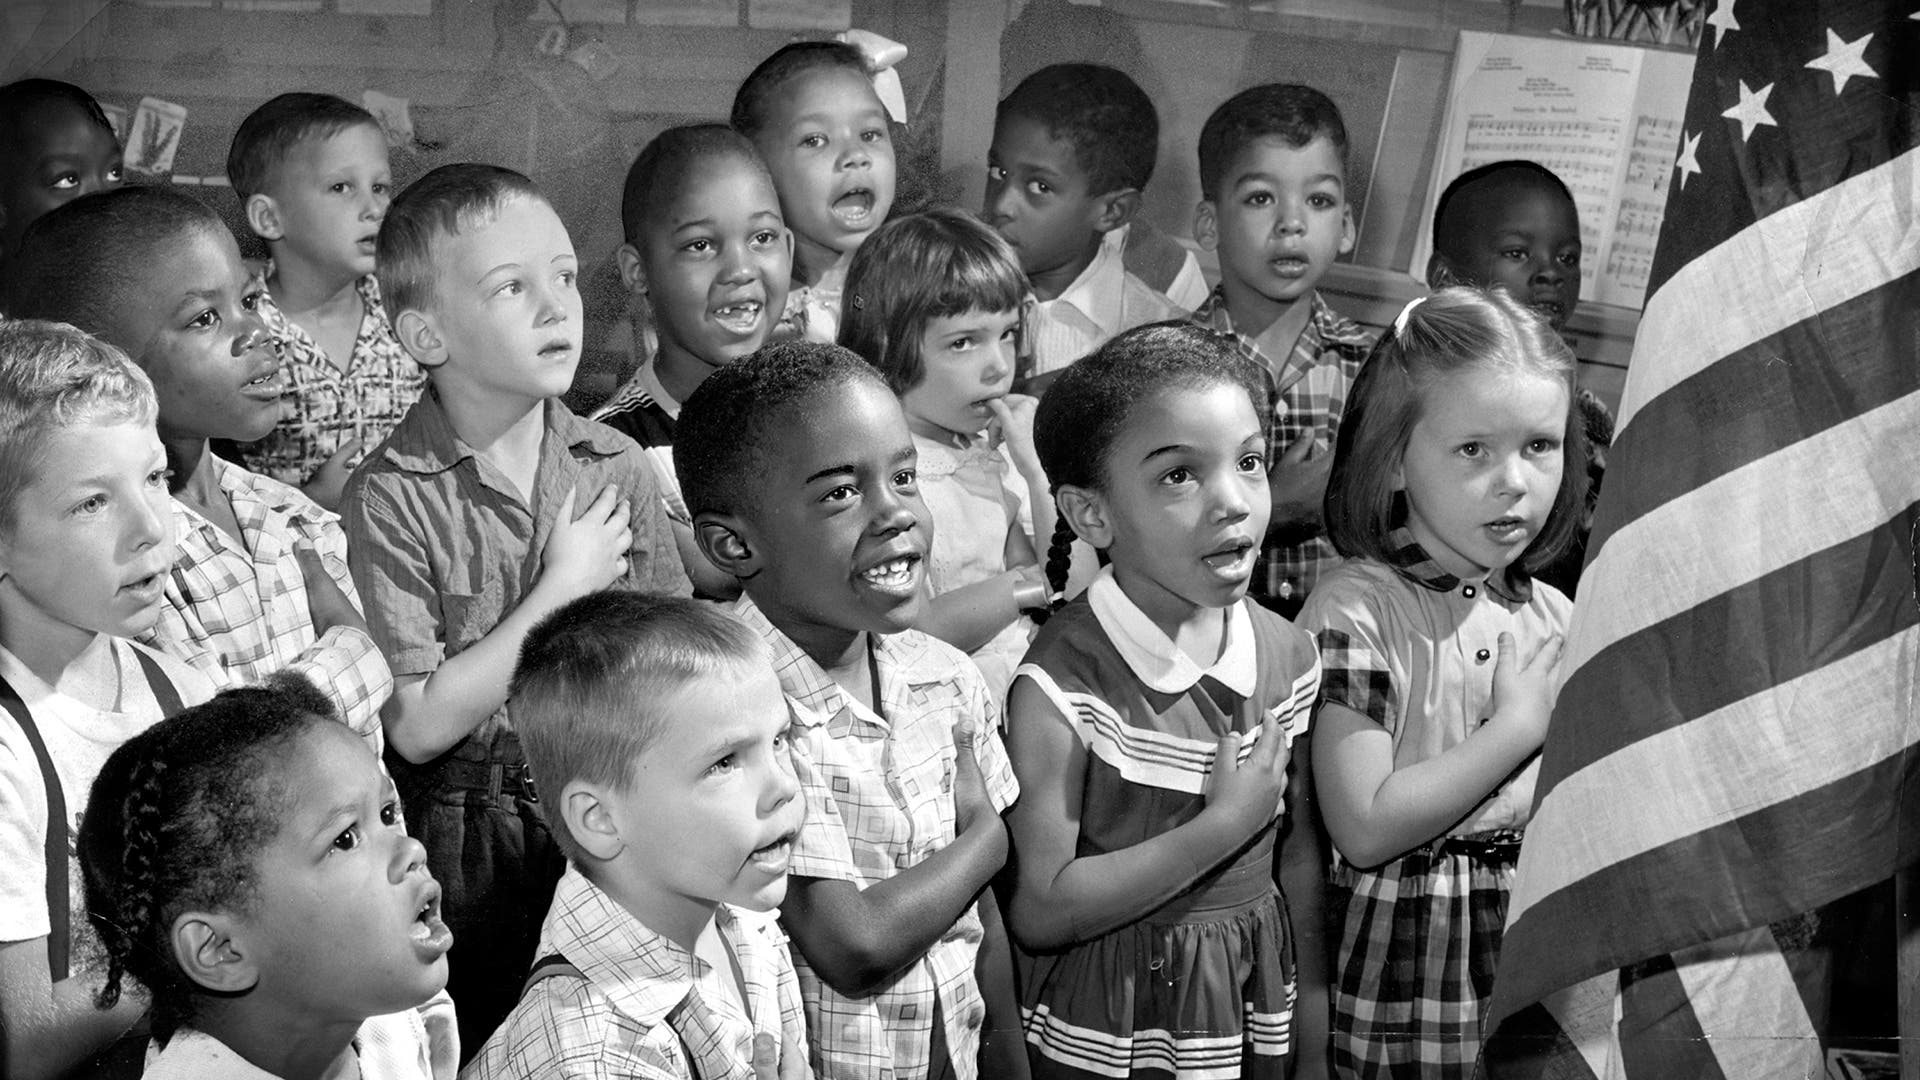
[2,0,1639,409]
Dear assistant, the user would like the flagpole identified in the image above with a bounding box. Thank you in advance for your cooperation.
[1901,861,1918,1080]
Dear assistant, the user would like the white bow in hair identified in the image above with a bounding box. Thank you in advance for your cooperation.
[837,28,909,126]
[1393,296,1427,335]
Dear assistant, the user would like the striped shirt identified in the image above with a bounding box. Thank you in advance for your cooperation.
[729,595,1019,1080]
[1191,288,1376,607]
[143,454,391,749]
[464,868,806,1080]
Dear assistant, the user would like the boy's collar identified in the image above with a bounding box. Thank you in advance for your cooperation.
[546,868,749,1029]
[1037,227,1126,334]
[378,387,626,476]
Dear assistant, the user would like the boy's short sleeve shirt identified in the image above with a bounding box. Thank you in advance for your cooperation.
[0,640,213,949]
[1191,287,1376,605]
[728,595,1017,1080]
[143,454,392,751]
[1028,230,1189,377]
[247,274,427,488]
[464,867,806,1080]
[342,388,691,683]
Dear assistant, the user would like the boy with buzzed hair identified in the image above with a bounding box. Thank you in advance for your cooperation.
[228,91,425,509]
[985,63,1201,381]
[1192,83,1376,618]
[1427,159,1583,333]
[468,591,809,1079]
[677,341,1025,1080]
[343,163,691,1059]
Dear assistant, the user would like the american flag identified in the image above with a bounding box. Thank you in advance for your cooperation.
[1479,1,1919,1075]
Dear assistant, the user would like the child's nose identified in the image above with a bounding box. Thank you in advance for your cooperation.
[764,754,802,814]
[837,138,871,170]
[869,485,918,534]
[1209,473,1252,521]
[389,833,429,881]
[125,488,170,549]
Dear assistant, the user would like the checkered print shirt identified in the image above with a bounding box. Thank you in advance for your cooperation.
[142,454,392,749]
[729,596,1019,1080]
[464,868,808,1080]
[1191,287,1375,606]
[244,274,426,488]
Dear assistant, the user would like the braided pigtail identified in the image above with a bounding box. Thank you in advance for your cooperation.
[1030,514,1076,626]
[91,755,167,1010]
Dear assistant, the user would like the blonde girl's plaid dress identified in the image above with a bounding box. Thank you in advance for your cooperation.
[1294,535,1571,1080]
[1013,571,1321,1080]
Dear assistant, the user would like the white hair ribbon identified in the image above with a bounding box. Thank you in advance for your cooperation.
[837,28,910,126]
[1392,295,1427,335]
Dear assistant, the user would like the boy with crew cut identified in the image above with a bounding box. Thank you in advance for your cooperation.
[228,91,426,510]
[342,163,691,1060]
[1191,83,1376,618]
[1427,159,1582,333]
[677,341,1025,1080]
[467,592,810,1080]
[985,63,1201,381]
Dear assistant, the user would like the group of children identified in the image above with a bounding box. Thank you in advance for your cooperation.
[0,36,1609,1080]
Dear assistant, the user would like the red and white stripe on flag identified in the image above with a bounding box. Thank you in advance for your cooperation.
[1481,1,1920,1076]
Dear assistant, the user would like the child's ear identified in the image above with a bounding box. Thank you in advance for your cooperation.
[171,912,258,994]
[615,242,648,297]
[1339,203,1356,256]
[1094,188,1141,235]
[1193,200,1220,253]
[392,309,448,371]
[244,193,284,242]
[694,512,757,580]
[1427,252,1465,288]
[1056,484,1113,549]
[559,780,625,863]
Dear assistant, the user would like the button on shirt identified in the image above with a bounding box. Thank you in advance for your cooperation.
[1296,527,1571,846]
[143,454,392,749]
[464,868,806,1080]
[730,596,1020,1080]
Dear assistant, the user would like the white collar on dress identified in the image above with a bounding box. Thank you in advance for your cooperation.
[1086,566,1257,697]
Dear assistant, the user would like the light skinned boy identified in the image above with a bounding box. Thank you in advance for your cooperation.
[985,63,1198,381]
[1191,83,1376,618]
[0,320,215,1080]
[228,92,426,510]
[466,592,810,1080]
[342,163,692,1059]
[592,124,793,600]
[676,341,1025,1080]
[3,186,393,750]
[1428,158,1583,332]
[0,79,122,267]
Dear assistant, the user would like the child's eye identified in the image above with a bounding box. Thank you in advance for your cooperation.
[772,728,790,754]
[681,238,713,255]
[986,164,1006,183]
[751,230,780,246]
[1501,248,1528,261]
[799,133,827,150]
[331,824,361,852]
[1457,441,1484,458]
[861,128,888,143]
[707,754,738,777]
[147,467,173,488]
[186,308,220,330]
[243,289,266,311]
[1528,438,1561,455]
[1557,251,1581,267]
[496,280,523,297]
[822,484,858,503]
[331,181,352,194]
[1308,193,1337,210]
[381,801,401,827]
[106,165,125,183]
[373,181,390,195]
[1239,452,1266,474]
[893,468,917,489]
[558,269,578,288]
[1162,466,1193,485]
[51,172,81,190]
[1026,179,1051,197]
[73,493,107,516]
[947,335,976,352]
[1243,191,1273,207]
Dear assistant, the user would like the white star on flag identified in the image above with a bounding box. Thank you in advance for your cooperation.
[1722,80,1777,142]
[1705,0,1740,44]
[1674,130,1703,190]
[1806,28,1877,93]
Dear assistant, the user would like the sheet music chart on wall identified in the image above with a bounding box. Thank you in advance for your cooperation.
[1413,31,1695,311]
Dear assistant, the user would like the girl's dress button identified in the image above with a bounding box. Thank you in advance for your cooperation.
[1463,585,1477,598]
[1475,648,1491,663]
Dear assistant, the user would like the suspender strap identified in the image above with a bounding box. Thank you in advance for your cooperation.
[0,648,183,983]
[520,952,707,1080]
[0,671,67,981]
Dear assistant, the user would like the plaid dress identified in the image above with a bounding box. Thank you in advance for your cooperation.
[1294,533,1570,1079]
[1014,571,1321,1079]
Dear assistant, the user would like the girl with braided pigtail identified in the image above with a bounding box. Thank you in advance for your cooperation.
[1006,323,1329,1079]
[78,674,458,1079]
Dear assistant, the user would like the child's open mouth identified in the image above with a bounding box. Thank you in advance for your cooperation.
[1484,516,1530,544]
[1202,537,1256,575]
[1268,255,1311,278]
[748,833,794,873]
[859,554,920,596]
[831,187,876,228]
[120,570,166,602]
[409,884,453,959]
[243,366,283,399]
[711,300,764,334]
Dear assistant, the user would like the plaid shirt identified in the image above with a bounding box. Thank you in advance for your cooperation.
[464,868,807,1080]
[729,596,1019,1080]
[245,274,426,488]
[143,454,391,748]
[1191,287,1375,606]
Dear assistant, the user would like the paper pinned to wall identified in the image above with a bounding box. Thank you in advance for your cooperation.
[747,0,851,30]
[362,90,414,148]
[1411,31,1694,311]
[125,95,188,176]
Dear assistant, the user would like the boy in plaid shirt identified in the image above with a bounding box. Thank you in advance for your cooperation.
[466,593,809,1080]
[1191,84,1376,618]
[676,342,1025,1080]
